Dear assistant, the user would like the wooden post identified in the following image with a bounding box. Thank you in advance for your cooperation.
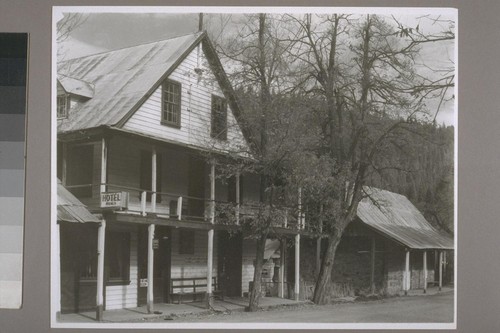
[206,162,215,308]
[294,234,300,301]
[370,237,376,295]
[96,220,106,321]
[100,138,107,193]
[177,196,183,220]
[423,251,428,293]
[279,239,285,298]
[235,172,240,225]
[404,249,410,295]
[141,191,147,216]
[147,224,155,313]
[151,147,156,213]
[438,251,443,291]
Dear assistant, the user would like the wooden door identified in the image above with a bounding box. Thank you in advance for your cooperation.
[153,226,171,303]
[217,231,243,297]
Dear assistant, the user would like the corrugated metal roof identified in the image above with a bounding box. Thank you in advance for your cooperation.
[57,182,100,223]
[57,32,203,133]
[357,187,454,250]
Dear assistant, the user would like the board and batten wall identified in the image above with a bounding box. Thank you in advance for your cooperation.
[122,44,249,154]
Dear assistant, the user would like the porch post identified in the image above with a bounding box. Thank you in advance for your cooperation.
[294,233,300,301]
[151,147,157,213]
[206,162,215,308]
[235,172,240,225]
[279,239,285,298]
[100,138,107,193]
[370,236,376,294]
[404,249,410,295]
[438,251,443,291]
[423,251,428,293]
[147,224,155,313]
[96,220,106,321]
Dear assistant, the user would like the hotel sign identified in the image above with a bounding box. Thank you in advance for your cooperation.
[100,191,128,209]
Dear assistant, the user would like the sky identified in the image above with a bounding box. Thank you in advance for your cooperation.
[55,8,456,126]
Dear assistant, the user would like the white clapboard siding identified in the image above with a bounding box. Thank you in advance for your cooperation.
[170,229,217,291]
[123,44,249,154]
[241,238,257,293]
[105,232,138,310]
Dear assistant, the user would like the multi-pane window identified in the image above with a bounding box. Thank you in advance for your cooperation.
[57,94,70,119]
[211,95,227,140]
[161,80,181,127]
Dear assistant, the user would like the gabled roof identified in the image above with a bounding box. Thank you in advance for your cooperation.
[57,181,100,223]
[57,32,206,133]
[357,187,454,250]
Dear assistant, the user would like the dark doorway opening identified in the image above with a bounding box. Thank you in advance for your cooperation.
[217,231,243,297]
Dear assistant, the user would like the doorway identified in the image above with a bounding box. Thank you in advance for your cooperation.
[137,225,171,305]
[217,231,243,297]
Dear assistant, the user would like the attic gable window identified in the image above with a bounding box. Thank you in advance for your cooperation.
[161,79,181,128]
[211,95,227,140]
[57,94,70,119]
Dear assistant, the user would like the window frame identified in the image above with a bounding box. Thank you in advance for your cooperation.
[210,94,228,140]
[105,230,131,286]
[57,94,70,119]
[161,79,182,128]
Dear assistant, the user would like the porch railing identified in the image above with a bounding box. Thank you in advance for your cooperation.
[64,183,306,230]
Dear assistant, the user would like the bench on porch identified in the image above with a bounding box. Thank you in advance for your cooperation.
[169,276,224,304]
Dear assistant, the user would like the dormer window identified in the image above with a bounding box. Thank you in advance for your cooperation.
[161,79,181,128]
[211,95,227,140]
[57,94,70,119]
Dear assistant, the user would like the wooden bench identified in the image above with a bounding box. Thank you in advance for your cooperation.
[169,277,224,304]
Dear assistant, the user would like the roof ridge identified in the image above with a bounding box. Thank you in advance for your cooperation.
[59,31,203,64]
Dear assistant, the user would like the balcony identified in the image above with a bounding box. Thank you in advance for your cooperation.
[64,182,305,231]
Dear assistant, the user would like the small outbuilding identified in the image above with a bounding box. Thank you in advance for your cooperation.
[297,187,454,300]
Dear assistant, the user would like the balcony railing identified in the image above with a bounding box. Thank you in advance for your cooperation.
[64,183,306,230]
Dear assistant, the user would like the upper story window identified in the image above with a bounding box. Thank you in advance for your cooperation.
[211,95,227,140]
[57,94,70,119]
[161,80,181,127]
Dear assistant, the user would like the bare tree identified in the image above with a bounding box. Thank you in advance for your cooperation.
[283,13,452,304]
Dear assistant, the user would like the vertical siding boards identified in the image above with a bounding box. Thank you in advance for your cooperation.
[123,45,248,154]
[105,230,138,310]
[170,229,217,293]
[241,238,257,294]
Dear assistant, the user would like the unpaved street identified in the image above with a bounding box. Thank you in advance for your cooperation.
[172,292,454,323]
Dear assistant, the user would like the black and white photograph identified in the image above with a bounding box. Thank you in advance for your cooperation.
[51,6,457,329]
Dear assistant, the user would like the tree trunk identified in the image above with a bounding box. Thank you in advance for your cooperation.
[247,233,267,311]
[312,232,342,304]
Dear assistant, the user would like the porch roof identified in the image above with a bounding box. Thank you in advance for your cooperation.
[357,187,454,250]
[57,181,100,223]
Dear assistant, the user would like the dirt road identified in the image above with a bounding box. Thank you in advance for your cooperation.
[172,292,454,323]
